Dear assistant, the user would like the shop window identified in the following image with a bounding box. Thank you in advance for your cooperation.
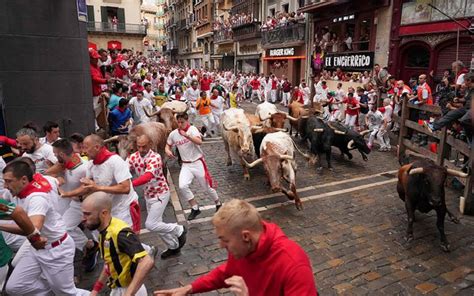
[406,46,430,68]
[282,3,289,13]
[358,19,371,51]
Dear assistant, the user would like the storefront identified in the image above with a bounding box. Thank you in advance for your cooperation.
[263,46,306,86]
[389,0,473,83]
[236,42,262,73]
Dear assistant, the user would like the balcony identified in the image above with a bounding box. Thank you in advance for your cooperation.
[154,23,164,30]
[261,22,305,48]
[196,21,213,39]
[87,22,147,36]
[214,29,233,44]
[178,19,186,29]
[232,22,261,41]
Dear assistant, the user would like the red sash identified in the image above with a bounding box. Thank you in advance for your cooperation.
[93,147,116,165]
[198,157,216,189]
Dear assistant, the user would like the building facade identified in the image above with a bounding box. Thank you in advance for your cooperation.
[86,0,147,51]
[262,0,307,86]
[212,0,234,70]
[388,0,473,83]
[299,0,392,81]
[141,0,168,55]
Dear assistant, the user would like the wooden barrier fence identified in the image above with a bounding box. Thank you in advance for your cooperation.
[397,96,473,215]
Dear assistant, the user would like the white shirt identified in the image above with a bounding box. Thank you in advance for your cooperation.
[185,87,200,103]
[143,89,154,101]
[367,110,384,129]
[23,144,57,174]
[39,136,61,146]
[86,155,137,217]
[129,97,152,124]
[383,105,393,122]
[59,155,87,213]
[167,126,204,162]
[211,96,225,115]
[12,189,66,241]
[262,80,272,92]
[456,73,465,85]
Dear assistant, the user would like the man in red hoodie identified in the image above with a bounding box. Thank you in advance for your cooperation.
[154,199,318,296]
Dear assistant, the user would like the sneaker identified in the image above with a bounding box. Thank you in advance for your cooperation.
[178,226,187,249]
[82,241,99,272]
[367,143,373,150]
[160,248,180,259]
[149,245,159,260]
[215,204,222,212]
[187,208,201,221]
[424,121,434,133]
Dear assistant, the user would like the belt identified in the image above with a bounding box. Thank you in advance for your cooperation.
[181,159,199,164]
[51,233,68,248]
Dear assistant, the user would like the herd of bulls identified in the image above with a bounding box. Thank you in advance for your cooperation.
[102,101,470,252]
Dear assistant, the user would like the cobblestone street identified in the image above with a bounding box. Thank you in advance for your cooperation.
[77,102,474,295]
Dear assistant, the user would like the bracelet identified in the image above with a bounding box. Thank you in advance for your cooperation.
[93,281,104,292]
[28,233,42,244]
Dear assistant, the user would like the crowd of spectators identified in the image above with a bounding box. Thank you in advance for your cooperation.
[261,11,305,31]
[314,27,370,53]
[229,12,256,27]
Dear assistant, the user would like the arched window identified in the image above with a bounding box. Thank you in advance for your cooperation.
[405,45,430,68]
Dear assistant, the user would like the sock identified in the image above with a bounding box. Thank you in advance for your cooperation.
[215,200,222,205]
[192,204,199,210]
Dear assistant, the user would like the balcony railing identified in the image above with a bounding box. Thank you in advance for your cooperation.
[214,29,233,43]
[232,21,261,41]
[87,22,147,35]
[196,22,213,38]
[261,22,305,46]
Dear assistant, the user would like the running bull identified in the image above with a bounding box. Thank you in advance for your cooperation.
[397,159,468,252]
[242,131,311,210]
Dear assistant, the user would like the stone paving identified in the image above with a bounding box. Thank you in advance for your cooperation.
[77,102,474,295]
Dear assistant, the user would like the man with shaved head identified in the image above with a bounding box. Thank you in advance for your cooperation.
[83,192,154,296]
[128,135,187,259]
[62,134,141,234]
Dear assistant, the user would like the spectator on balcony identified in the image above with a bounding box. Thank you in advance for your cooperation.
[344,33,353,51]
[111,15,118,30]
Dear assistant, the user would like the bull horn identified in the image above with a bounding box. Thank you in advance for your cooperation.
[104,135,120,143]
[409,167,424,175]
[223,124,238,132]
[243,158,263,168]
[334,130,346,135]
[273,128,288,132]
[279,154,293,161]
[347,139,355,149]
[313,128,324,132]
[360,130,371,136]
[143,107,160,118]
[300,115,310,119]
[286,115,298,122]
[447,169,469,178]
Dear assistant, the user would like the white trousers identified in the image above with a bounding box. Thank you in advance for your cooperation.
[2,221,26,252]
[270,89,277,103]
[145,192,183,250]
[344,114,357,129]
[251,89,262,101]
[6,235,89,296]
[200,113,216,132]
[0,264,8,292]
[281,92,290,106]
[179,161,219,202]
[368,127,380,146]
[377,124,391,149]
[62,200,89,250]
[110,284,147,296]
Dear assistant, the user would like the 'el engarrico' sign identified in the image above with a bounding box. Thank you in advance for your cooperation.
[324,52,374,71]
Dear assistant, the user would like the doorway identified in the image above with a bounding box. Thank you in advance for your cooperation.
[400,43,431,83]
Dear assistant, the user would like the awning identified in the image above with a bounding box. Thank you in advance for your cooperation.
[88,42,97,50]
[236,54,261,60]
[108,40,122,50]
[263,56,306,61]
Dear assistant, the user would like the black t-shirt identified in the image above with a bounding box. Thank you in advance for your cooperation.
[117,229,145,257]
[359,94,369,114]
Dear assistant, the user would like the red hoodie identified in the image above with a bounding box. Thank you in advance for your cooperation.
[191,221,318,295]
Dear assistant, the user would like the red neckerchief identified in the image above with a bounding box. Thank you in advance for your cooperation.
[64,153,82,170]
[180,123,191,133]
[116,106,127,113]
[17,173,52,199]
[93,146,116,165]
[211,95,218,100]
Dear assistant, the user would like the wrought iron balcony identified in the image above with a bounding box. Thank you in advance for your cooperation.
[87,22,147,35]
[232,21,261,41]
[261,22,305,47]
[214,29,233,44]
[196,21,213,38]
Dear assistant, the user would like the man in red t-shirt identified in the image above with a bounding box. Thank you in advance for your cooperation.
[249,76,262,102]
[291,86,304,104]
[154,199,317,296]
[200,74,212,97]
[343,92,360,129]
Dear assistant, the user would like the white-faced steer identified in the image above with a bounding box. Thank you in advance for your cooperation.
[243,131,310,210]
[221,108,258,180]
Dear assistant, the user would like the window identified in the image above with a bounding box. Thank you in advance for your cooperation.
[406,46,430,68]
[269,8,275,17]
[282,3,289,13]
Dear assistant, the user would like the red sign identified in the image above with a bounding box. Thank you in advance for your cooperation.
[144,40,149,46]
[107,40,122,50]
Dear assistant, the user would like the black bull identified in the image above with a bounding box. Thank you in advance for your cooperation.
[397,159,468,252]
[304,117,371,169]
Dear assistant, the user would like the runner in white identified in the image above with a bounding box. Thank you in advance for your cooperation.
[16,125,58,174]
[129,91,153,125]
[166,113,221,221]
[1,160,89,295]
[128,135,187,258]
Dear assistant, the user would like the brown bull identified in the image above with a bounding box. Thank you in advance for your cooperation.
[397,159,468,252]
[288,101,311,137]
